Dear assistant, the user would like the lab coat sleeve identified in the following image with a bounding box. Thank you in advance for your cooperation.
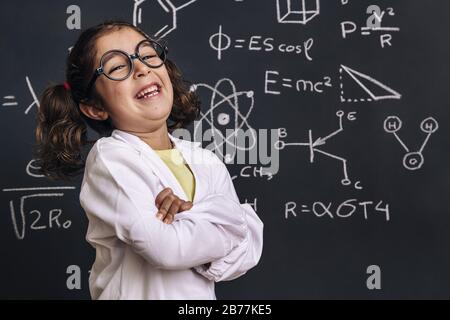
[79,144,247,270]
[193,153,264,282]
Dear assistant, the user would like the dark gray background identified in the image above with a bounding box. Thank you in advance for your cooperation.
[0,0,449,299]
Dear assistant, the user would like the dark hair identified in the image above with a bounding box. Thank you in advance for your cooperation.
[33,20,201,181]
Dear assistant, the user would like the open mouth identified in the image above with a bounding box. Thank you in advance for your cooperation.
[135,83,162,100]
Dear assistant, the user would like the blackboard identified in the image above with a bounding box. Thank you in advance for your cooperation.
[1,0,449,299]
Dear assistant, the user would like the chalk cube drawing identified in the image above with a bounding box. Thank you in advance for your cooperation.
[276,0,320,25]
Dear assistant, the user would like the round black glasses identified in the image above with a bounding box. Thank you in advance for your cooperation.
[84,38,168,99]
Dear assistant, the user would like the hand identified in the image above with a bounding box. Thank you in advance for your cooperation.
[155,187,193,224]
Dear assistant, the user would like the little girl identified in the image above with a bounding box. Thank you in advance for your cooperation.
[33,20,263,300]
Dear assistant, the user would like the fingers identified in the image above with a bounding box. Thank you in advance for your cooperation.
[155,187,173,209]
[180,201,193,211]
[165,201,192,223]
[154,188,194,224]
[156,195,175,223]
[166,197,183,222]
[156,195,185,224]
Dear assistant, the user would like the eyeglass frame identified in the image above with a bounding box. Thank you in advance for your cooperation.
[84,38,168,100]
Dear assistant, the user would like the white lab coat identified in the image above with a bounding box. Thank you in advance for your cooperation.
[79,129,263,300]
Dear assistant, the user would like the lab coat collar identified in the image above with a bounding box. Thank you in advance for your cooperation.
[110,129,202,203]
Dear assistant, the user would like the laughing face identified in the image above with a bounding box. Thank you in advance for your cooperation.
[79,27,174,135]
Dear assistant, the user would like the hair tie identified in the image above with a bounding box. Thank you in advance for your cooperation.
[63,81,71,90]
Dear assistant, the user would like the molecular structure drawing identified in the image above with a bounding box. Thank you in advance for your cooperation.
[133,0,199,38]
[383,116,439,170]
[190,78,257,163]
[275,110,361,189]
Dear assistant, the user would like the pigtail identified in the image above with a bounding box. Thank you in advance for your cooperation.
[33,83,90,181]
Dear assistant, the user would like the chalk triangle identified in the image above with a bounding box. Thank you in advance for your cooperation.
[340,64,401,101]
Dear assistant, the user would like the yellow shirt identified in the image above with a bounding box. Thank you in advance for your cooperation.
[154,148,196,202]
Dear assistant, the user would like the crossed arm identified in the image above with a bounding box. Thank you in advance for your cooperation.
[80,144,263,279]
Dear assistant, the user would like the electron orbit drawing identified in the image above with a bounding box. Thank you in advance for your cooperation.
[190,78,257,163]
[133,0,199,38]
[275,110,362,189]
[383,116,438,170]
